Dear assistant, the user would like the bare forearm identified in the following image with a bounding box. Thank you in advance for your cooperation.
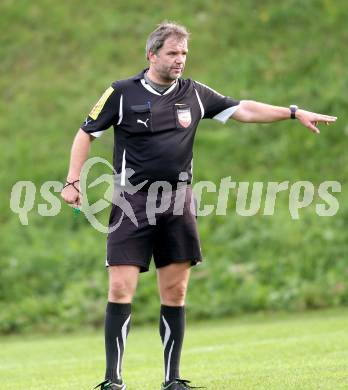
[234,100,290,123]
[231,99,337,134]
[66,129,94,181]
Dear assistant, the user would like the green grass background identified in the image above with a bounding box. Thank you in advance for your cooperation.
[1,308,348,389]
[1,0,348,333]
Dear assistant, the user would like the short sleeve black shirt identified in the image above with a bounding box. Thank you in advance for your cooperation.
[81,69,239,185]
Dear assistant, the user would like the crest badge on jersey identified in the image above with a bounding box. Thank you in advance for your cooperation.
[176,105,192,128]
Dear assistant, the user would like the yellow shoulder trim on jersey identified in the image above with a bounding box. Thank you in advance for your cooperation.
[89,86,114,120]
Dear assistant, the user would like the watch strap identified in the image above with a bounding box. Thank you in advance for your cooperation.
[290,105,298,119]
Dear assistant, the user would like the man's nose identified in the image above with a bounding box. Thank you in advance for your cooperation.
[175,55,184,64]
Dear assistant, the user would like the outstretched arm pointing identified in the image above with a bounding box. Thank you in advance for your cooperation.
[232,100,337,134]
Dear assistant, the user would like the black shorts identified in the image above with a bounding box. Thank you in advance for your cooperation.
[106,184,202,272]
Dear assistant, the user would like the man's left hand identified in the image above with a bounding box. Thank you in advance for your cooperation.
[296,109,337,134]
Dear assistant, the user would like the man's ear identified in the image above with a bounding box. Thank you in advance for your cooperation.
[148,50,157,63]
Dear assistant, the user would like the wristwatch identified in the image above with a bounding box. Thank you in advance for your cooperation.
[289,105,298,119]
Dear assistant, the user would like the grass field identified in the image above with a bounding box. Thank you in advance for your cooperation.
[1,308,348,390]
[1,0,347,333]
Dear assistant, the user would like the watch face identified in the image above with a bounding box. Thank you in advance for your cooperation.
[290,105,298,119]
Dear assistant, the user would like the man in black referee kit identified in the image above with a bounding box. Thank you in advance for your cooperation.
[61,21,336,390]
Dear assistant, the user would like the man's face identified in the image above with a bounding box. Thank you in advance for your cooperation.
[149,36,188,83]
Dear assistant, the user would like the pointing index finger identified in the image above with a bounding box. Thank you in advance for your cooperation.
[316,114,337,122]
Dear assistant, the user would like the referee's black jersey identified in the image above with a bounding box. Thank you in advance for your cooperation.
[81,69,240,186]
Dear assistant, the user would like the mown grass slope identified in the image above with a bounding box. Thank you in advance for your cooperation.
[1,0,347,332]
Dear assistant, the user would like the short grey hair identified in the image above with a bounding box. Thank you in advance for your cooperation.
[146,21,190,60]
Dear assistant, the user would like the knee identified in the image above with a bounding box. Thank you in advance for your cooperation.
[161,280,188,306]
[108,279,134,303]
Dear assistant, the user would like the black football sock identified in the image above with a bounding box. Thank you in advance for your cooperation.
[104,302,131,383]
[159,305,185,383]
